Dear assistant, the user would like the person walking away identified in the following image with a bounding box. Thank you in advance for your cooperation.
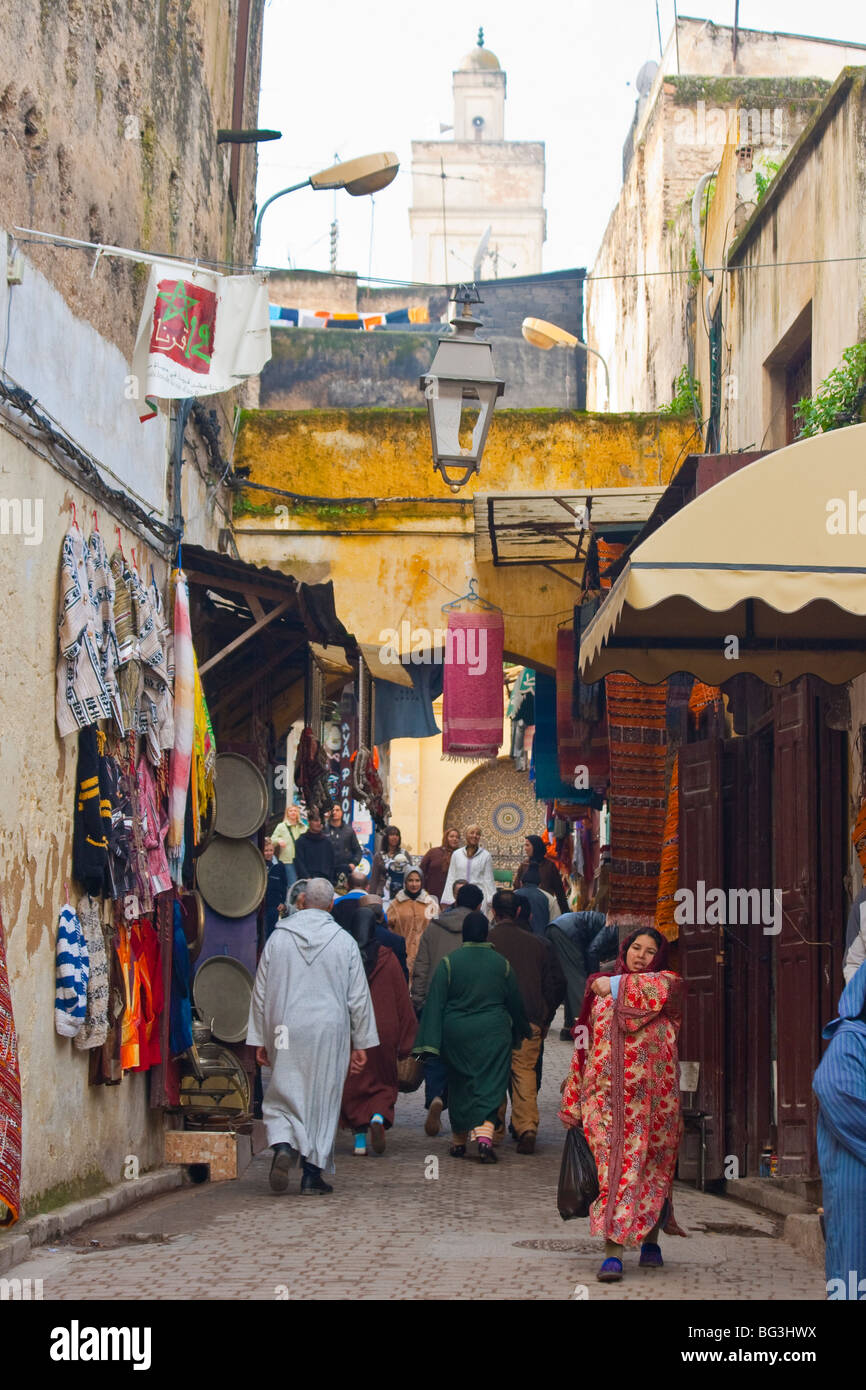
[559,928,683,1282]
[387,868,438,977]
[369,825,404,901]
[327,804,363,890]
[271,803,305,889]
[419,827,461,904]
[414,909,530,1163]
[813,959,866,1299]
[357,894,408,980]
[293,809,336,884]
[247,877,378,1194]
[514,835,568,915]
[441,824,496,913]
[547,905,609,1040]
[411,883,483,1135]
[489,890,563,1153]
[337,904,417,1156]
[263,837,289,942]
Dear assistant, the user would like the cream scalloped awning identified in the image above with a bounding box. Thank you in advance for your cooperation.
[579,424,866,687]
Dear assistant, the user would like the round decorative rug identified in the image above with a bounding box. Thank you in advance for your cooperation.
[443,758,546,872]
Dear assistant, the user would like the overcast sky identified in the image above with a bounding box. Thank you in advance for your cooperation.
[255,0,864,286]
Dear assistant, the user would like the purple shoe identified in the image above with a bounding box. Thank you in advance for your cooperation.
[596,1257,623,1282]
[639,1241,663,1267]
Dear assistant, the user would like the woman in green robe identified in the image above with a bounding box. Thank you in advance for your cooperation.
[414,910,530,1162]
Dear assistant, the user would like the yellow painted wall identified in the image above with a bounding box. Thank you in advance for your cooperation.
[234,408,694,671]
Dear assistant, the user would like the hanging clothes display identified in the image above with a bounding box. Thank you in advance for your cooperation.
[73,895,109,1052]
[55,901,90,1038]
[373,662,443,744]
[72,726,113,898]
[136,755,172,899]
[191,655,216,842]
[86,529,124,735]
[131,918,163,1072]
[531,673,599,806]
[167,570,194,880]
[441,609,504,760]
[605,673,668,930]
[556,626,609,794]
[56,527,113,736]
[0,905,21,1226]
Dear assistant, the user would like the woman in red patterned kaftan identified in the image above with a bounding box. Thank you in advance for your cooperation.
[559,927,683,1282]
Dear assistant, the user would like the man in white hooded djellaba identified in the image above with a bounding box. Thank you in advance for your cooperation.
[247,877,379,1193]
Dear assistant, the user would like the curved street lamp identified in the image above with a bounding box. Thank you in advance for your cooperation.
[521,317,611,411]
[254,151,400,261]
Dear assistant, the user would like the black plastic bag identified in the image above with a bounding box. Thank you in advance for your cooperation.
[557,1125,600,1221]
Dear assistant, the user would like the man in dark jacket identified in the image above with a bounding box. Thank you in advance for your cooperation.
[412,882,483,1135]
[326,804,363,885]
[294,810,336,884]
[489,889,565,1152]
[546,907,613,1039]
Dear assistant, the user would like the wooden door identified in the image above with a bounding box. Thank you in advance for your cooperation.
[678,737,725,1181]
[722,737,749,1174]
[773,679,819,1175]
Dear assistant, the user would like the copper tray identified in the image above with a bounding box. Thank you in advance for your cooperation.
[195,835,267,918]
[213,753,269,839]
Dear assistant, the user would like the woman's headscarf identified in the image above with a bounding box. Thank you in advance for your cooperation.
[573,926,671,1073]
[403,868,424,901]
[333,898,379,977]
[522,834,546,886]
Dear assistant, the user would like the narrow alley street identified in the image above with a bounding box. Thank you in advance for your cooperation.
[7,1036,823,1302]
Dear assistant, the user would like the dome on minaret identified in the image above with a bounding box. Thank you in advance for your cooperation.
[458,26,501,71]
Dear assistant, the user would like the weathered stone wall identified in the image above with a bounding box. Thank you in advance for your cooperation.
[719,70,866,452]
[232,408,694,672]
[0,0,265,1215]
[586,73,830,414]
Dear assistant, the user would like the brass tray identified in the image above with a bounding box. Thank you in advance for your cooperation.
[195,835,266,917]
[213,753,269,838]
[192,956,255,1044]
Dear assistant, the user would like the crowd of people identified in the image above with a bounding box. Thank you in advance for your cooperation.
[247,809,694,1281]
[249,804,866,1294]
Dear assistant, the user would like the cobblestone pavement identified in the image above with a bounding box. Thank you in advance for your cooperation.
[8,1036,824,1301]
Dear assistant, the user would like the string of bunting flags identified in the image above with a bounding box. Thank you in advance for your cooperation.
[268,304,431,330]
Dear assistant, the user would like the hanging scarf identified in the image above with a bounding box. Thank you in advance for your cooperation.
[441,609,504,760]
[192,654,216,840]
[167,571,194,880]
[0,905,21,1225]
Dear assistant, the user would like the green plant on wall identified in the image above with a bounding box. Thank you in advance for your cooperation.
[795,342,866,438]
[659,366,702,420]
[754,160,780,204]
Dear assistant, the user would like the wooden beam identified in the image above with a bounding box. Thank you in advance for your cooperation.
[198,599,293,675]
[244,591,267,622]
[184,568,296,605]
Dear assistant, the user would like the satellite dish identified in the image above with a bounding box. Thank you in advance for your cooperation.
[636,60,658,96]
[472,225,492,280]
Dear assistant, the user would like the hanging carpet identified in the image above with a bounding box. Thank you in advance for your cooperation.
[0,906,21,1225]
[441,610,504,760]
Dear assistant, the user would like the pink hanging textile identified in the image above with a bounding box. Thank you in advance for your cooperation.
[0,905,21,1225]
[167,571,194,881]
[441,610,504,760]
